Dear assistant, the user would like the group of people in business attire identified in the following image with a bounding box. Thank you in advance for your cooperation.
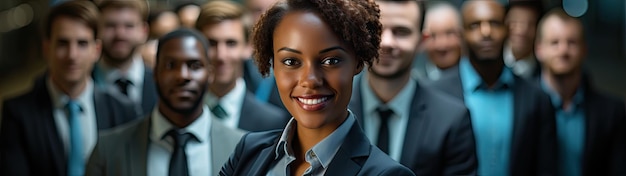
[1,0,625,176]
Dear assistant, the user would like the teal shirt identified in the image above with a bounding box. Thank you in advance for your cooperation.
[459,58,515,176]
[541,79,585,176]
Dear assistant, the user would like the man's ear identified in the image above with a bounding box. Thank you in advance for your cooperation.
[94,39,102,62]
[242,43,253,59]
[535,41,545,63]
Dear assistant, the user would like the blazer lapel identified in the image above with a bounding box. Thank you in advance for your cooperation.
[326,123,370,175]
[142,68,157,115]
[127,117,151,176]
[246,142,279,175]
[93,87,111,130]
[510,77,528,166]
[210,119,245,175]
[400,81,428,166]
[581,83,599,174]
[35,77,66,176]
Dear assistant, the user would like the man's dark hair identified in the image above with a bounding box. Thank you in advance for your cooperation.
[506,0,544,23]
[174,1,200,14]
[378,0,425,32]
[156,28,211,64]
[44,1,101,40]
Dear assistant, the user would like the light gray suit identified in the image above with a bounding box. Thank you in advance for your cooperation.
[86,115,244,176]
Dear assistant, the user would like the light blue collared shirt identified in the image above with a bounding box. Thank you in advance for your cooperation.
[268,111,356,176]
[541,79,585,176]
[459,58,515,176]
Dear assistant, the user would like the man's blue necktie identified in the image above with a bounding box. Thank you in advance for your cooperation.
[66,100,83,176]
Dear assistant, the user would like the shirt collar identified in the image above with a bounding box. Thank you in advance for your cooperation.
[459,57,515,92]
[275,110,356,169]
[151,105,212,143]
[540,78,585,110]
[361,74,416,118]
[47,76,94,110]
[98,54,144,86]
[205,78,247,112]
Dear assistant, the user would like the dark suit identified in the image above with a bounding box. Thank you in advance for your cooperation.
[534,76,626,176]
[579,80,626,176]
[1,76,138,176]
[220,120,415,176]
[92,64,158,116]
[349,76,477,175]
[430,66,557,176]
[238,91,290,132]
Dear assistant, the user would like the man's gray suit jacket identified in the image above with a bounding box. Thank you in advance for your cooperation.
[86,114,245,176]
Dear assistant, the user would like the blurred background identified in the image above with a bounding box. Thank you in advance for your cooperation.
[0,0,624,108]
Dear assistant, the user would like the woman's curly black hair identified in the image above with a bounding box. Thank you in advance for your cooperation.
[252,0,382,77]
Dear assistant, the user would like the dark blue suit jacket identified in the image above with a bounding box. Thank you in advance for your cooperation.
[220,120,415,176]
[430,66,557,176]
[0,75,139,176]
[349,76,477,175]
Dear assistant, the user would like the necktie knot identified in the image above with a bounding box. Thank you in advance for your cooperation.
[66,100,81,113]
[377,106,394,119]
[114,78,132,96]
[211,104,228,119]
[167,130,195,148]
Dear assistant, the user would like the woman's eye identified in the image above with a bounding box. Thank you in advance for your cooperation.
[322,57,341,65]
[282,58,299,66]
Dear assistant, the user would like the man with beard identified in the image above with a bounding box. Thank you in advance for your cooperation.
[86,29,244,176]
[430,0,556,175]
[535,8,625,175]
[348,0,477,175]
[92,0,157,117]
[1,1,137,175]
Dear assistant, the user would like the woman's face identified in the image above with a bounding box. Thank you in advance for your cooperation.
[272,11,361,131]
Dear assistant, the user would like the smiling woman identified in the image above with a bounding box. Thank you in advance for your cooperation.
[219,0,414,175]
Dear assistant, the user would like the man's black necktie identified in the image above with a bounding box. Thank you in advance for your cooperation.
[376,106,394,154]
[114,78,132,96]
[168,130,195,176]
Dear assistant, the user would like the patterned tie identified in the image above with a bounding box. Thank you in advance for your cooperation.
[66,100,83,176]
[168,130,195,176]
[211,104,228,119]
[376,105,394,154]
[114,78,132,97]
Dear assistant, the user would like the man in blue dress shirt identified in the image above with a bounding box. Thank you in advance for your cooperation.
[431,0,557,175]
[535,8,626,176]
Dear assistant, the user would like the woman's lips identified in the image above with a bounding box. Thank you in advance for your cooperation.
[294,95,333,111]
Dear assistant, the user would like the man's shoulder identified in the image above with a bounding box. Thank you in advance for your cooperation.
[415,83,468,118]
